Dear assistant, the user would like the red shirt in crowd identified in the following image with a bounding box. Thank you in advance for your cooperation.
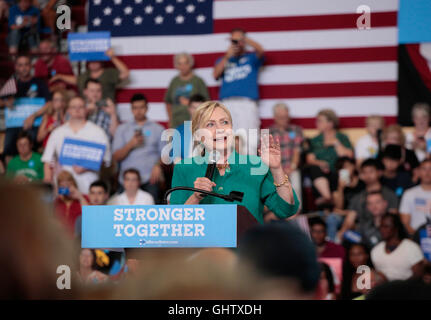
[34,54,75,91]
[319,241,346,261]
[54,195,89,235]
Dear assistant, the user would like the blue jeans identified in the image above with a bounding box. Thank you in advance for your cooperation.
[319,211,344,242]
[8,28,38,50]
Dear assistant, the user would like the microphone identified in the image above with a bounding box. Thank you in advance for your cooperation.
[201,150,220,197]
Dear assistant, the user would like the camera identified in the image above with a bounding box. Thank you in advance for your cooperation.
[58,187,70,196]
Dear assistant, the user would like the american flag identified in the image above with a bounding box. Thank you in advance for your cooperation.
[0,76,17,98]
[88,0,398,129]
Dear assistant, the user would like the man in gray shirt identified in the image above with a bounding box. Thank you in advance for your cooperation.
[112,93,165,202]
[337,159,398,241]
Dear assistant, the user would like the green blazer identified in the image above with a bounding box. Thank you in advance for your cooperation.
[170,151,300,224]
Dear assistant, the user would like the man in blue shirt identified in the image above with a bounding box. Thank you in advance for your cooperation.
[8,0,40,54]
[213,28,264,155]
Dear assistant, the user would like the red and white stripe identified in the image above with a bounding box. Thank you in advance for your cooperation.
[112,0,399,129]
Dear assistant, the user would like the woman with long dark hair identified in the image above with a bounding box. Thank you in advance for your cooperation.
[340,243,386,300]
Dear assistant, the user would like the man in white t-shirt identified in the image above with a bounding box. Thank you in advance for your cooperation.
[355,115,384,166]
[371,214,424,281]
[42,97,111,193]
[400,159,431,235]
[108,168,154,205]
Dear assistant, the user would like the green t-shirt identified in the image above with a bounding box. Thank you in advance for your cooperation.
[78,67,121,101]
[7,152,44,181]
[309,132,353,171]
[164,74,209,128]
[170,151,300,224]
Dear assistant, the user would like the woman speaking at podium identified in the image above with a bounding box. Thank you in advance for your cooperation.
[169,101,300,223]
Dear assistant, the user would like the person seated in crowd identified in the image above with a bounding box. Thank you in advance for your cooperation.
[405,103,431,162]
[355,115,385,166]
[269,102,304,207]
[171,93,206,163]
[3,54,51,164]
[400,159,431,236]
[54,170,89,236]
[371,214,424,281]
[213,28,264,155]
[42,96,111,193]
[325,157,364,241]
[380,144,414,198]
[112,93,165,202]
[83,78,119,138]
[357,191,389,249]
[337,159,398,242]
[7,0,40,54]
[33,0,60,40]
[77,248,108,285]
[309,217,345,261]
[75,179,110,237]
[305,109,353,208]
[164,53,209,128]
[36,89,67,149]
[315,262,336,300]
[34,39,76,93]
[0,0,10,20]
[76,48,130,101]
[340,243,386,300]
[6,130,43,182]
[108,169,154,205]
[333,157,364,212]
[381,124,420,180]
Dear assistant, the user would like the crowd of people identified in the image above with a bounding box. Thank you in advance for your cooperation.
[0,10,431,299]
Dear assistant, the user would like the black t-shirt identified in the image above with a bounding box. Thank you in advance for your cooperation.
[16,77,51,100]
[343,180,365,209]
[381,170,415,198]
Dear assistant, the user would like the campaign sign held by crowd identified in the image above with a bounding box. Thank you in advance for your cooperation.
[59,138,106,171]
[5,98,45,128]
[68,31,111,61]
[82,205,237,248]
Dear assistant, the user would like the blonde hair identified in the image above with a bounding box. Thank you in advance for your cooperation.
[272,102,289,115]
[382,124,406,146]
[366,115,385,127]
[56,170,78,188]
[191,101,232,136]
[317,108,339,129]
[190,101,233,155]
[47,89,69,116]
[174,52,194,68]
[412,103,431,118]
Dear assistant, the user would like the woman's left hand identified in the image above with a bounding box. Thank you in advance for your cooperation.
[260,134,282,169]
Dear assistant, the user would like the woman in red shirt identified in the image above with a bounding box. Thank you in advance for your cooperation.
[37,89,67,149]
[54,170,89,236]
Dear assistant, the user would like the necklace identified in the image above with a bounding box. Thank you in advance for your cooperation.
[216,163,229,170]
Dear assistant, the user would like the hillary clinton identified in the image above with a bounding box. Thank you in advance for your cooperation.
[170,101,300,223]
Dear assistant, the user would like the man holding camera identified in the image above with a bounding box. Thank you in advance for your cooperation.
[83,78,119,139]
[213,28,264,155]
[112,93,166,202]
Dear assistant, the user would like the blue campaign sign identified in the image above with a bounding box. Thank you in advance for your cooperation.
[68,32,111,61]
[82,205,237,248]
[399,0,431,43]
[5,98,45,128]
[59,138,106,171]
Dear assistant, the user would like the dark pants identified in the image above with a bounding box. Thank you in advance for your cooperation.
[306,165,339,195]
